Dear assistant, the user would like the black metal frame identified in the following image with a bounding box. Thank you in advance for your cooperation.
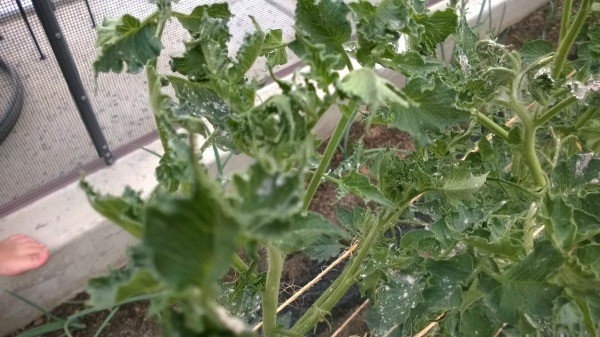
[32,0,113,164]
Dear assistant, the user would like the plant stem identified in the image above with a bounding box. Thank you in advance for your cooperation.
[552,0,593,79]
[302,109,353,210]
[523,125,546,188]
[290,207,407,335]
[535,96,577,125]
[558,0,573,45]
[338,45,354,71]
[473,110,510,141]
[262,246,284,337]
[231,253,249,273]
[575,107,600,129]
[146,7,171,151]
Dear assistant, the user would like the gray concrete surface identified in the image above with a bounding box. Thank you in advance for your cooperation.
[0,0,546,335]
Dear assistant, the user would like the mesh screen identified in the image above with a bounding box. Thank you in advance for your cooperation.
[0,0,297,214]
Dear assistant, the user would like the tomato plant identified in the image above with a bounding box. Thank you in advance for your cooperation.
[80,0,600,336]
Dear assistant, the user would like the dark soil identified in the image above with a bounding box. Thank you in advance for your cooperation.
[8,2,561,336]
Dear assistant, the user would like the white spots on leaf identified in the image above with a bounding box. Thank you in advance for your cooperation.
[575,153,593,176]
[257,178,273,196]
[459,54,471,76]
[215,306,248,334]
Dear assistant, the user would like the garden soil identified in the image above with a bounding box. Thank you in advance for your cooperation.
[7,2,564,336]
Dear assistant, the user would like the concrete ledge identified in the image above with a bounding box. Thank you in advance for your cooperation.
[0,0,546,335]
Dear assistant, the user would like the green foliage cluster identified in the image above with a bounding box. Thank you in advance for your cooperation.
[38,0,600,336]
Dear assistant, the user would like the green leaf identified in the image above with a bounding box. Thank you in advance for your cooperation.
[144,168,239,290]
[87,246,163,308]
[544,195,578,250]
[289,36,341,86]
[389,76,470,144]
[172,4,232,34]
[410,8,457,54]
[260,29,288,67]
[550,154,600,191]
[231,163,303,241]
[420,253,474,314]
[230,18,264,81]
[578,119,600,152]
[337,68,410,112]
[229,95,314,170]
[520,40,554,64]
[80,181,144,238]
[378,151,433,203]
[391,51,443,77]
[459,305,498,337]
[367,271,427,336]
[340,170,395,207]
[294,0,351,69]
[94,14,163,76]
[466,236,522,259]
[168,75,235,150]
[434,166,488,205]
[489,241,564,323]
[276,212,347,252]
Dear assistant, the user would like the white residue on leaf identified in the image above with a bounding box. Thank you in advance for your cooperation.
[402,291,408,299]
[275,174,286,187]
[459,54,471,76]
[215,306,248,334]
[534,67,553,82]
[405,275,416,285]
[257,178,273,196]
[568,80,588,100]
[575,153,593,176]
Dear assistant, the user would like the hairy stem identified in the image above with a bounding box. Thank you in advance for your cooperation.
[558,0,573,45]
[473,111,510,141]
[523,125,546,188]
[575,107,600,129]
[302,109,353,210]
[552,0,593,79]
[535,96,577,125]
[262,246,284,337]
[146,7,171,151]
[231,253,249,273]
[290,207,407,335]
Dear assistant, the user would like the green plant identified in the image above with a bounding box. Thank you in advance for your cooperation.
[57,0,600,335]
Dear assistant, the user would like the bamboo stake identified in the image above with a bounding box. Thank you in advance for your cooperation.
[330,299,370,337]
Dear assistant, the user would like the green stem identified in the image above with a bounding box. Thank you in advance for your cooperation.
[486,177,539,197]
[338,45,354,71]
[558,0,573,45]
[290,207,407,335]
[231,253,249,273]
[146,7,170,151]
[262,246,284,337]
[535,96,577,126]
[473,111,510,141]
[575,107,600,129]
[302,109,353,210]
[523,125,546,188]
[552,0,593,79]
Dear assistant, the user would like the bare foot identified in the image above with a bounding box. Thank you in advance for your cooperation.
[0,234,50,276]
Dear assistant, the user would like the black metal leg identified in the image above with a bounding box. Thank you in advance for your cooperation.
[83,0,96,28]
[15,0,46,60]
[31,0,113,165]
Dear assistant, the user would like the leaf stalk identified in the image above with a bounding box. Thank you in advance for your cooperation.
[262,246,284,337]
[473,110,510,141]
[302,106,354,210]
[535,95,577,126]
[552,0,593,79]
